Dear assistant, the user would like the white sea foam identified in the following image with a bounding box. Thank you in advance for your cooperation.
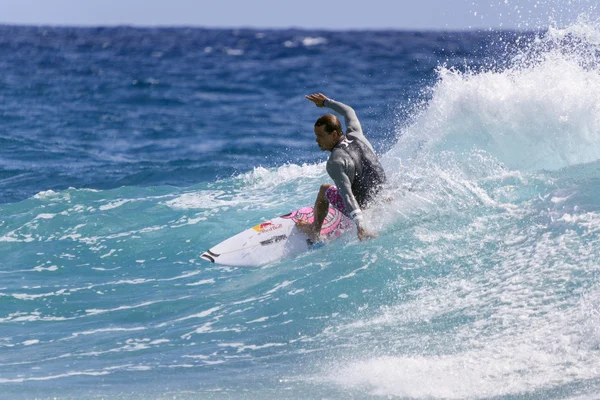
[173,306,222,322]
[186,279,215,286]
[32,265,58,272]
[225,48,244,56]
[241,163,326,188]
[34,213,55,220]
[388,19,600,173]
[99,199,134,210]
[322,202,600,398]
[165,190,251,210]
[85,299,171,315]
[70,327,146,337]
[302,37,327,46]
[0,370,110,383]
[265,280,295,295]
[0,311,71,323]
[217,341,287,353]
[284,37,328,48]
[10,288,67,300]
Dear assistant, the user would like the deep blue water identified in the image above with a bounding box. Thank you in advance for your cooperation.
[0,25,522,204]
[2,22,600,399]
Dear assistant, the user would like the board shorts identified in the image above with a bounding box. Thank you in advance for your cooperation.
[325,186,350,218]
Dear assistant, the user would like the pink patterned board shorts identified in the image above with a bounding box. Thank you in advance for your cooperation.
[325,186,350,218]
[281,201,351,238]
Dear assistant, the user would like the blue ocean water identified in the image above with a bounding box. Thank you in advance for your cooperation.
[2,19,600,399]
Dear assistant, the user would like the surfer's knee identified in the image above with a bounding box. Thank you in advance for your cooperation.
[315,184,331,206]
[318,184,332,200]
[319,184,332,194]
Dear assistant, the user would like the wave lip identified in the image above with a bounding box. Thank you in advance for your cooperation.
[393,18,600,173]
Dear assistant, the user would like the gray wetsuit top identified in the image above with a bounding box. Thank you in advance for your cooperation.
[324,98,386,228]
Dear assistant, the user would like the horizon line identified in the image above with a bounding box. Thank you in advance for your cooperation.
[0,22,535,33]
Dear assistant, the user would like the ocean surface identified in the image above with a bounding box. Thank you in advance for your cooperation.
[2,18,600,400]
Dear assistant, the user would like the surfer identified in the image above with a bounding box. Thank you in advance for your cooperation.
[296,93,386,242]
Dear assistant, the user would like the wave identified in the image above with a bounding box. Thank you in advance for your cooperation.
[390,17,600,173]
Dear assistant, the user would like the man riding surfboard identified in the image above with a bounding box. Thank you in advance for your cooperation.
[296,93,386,242]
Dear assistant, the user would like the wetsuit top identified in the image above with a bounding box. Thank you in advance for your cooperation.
[324,98,386,228]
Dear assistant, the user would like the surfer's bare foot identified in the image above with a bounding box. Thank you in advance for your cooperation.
[295,220,322,242]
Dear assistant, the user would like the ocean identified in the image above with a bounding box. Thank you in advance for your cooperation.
[1,19,600,399]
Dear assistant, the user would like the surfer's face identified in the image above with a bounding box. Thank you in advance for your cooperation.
[314,125,340,151]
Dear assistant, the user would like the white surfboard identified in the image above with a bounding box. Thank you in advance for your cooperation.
[200,206,353,267]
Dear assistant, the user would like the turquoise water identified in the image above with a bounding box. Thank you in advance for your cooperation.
[3,18,600,400]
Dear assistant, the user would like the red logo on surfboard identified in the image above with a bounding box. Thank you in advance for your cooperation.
[252,222,283,233]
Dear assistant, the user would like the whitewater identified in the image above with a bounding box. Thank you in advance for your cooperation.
[2,17,600,400]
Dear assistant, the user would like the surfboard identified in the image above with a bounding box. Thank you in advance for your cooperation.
[200,206,353,267]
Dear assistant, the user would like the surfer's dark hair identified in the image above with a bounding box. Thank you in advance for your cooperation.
[315,114,342,135]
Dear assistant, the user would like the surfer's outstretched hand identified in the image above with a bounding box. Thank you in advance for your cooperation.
[357,227,378,241]
[295,220,322,242]
[306,93,327,107]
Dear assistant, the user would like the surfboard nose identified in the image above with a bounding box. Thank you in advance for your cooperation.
[200,250,220,263]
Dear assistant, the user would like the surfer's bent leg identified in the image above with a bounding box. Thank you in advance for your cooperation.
[312,184,332,232]
[296,184,332,241]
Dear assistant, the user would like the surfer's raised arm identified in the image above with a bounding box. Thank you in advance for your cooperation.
[297,93,386,242]
[305,93,363,137]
